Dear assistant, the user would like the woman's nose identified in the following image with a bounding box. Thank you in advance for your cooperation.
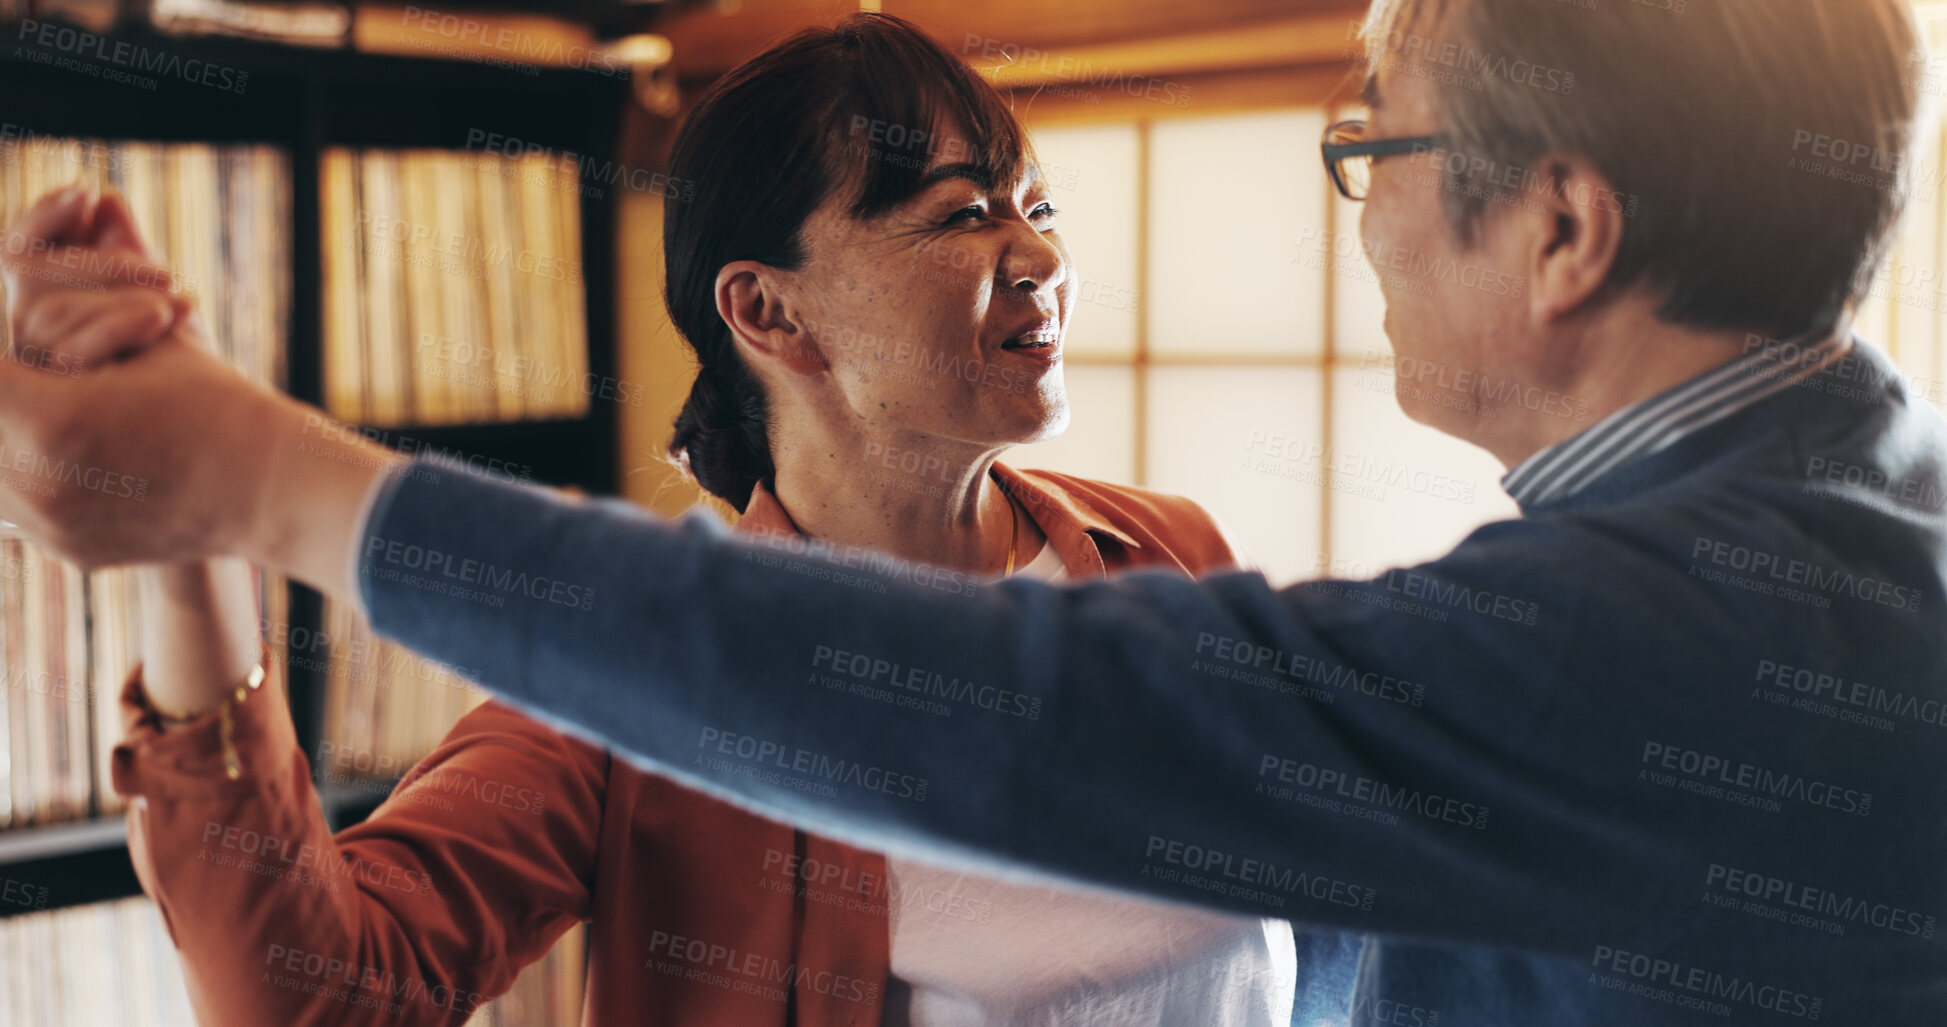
[1000,222,1067,295]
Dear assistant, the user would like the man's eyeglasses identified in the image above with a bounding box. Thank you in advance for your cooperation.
[1321,120,1441,202]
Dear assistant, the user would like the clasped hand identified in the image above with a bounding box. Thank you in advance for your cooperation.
[0,184,302,570]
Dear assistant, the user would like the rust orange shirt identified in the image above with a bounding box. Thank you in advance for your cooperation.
[112,465,1244,1026]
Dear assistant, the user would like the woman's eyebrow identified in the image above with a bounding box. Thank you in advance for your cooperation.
[916,162,994,190]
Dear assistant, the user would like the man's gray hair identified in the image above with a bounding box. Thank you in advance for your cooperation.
[1360,0,1921,341]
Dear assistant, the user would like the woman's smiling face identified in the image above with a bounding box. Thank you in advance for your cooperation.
[776,125,1076,452]
[664,14,1084,508]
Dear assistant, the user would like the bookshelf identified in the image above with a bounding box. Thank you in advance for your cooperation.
[0,23,626,921]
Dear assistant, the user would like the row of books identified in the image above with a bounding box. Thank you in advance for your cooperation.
[0,550,190,829]
[0,137,292,391]
[476,926,588,1027]
[0,137,590,431]
[0,542,91,829]
[317,598,494,794]
[0,555,303,831]
[322,146,593,428]
[0,898,586,1026]
[0,898,197,1026]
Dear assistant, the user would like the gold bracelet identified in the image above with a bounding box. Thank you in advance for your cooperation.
[156,658,267,781]
[217,663,267,780]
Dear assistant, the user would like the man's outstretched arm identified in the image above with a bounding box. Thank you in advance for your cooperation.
[347,457,1808,967]
[0,322,1896,968]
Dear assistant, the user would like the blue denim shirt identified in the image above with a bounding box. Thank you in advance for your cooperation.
[360,341,1947,1025]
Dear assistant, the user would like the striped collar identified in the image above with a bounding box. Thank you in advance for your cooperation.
[1501,331,1851,507]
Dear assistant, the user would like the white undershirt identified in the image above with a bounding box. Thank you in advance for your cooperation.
[1014,537,1068,581]
[879,541,1297,1027]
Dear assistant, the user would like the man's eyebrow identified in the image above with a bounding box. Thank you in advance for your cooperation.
[916,162,994,191]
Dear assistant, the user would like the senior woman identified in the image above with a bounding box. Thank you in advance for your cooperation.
[76,14,1314,1027]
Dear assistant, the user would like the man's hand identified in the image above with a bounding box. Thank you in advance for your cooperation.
[0,334,287,567]
[0,187,405,593]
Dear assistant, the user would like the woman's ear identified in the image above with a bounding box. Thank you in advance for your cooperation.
[715,261,829,376]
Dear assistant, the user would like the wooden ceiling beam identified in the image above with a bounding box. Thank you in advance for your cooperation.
[659,0,1371,83]
[1002,62,1361,124]
[968,11,1367,90]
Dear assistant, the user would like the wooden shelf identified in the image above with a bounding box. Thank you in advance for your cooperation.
[344,416,620,494]
[0,817,127,866]
[0,25,622,149]
[0,782,410,920]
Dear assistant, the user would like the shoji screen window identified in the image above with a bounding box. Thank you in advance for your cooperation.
[1020,109,1517,585]
[1855,6,1947,415]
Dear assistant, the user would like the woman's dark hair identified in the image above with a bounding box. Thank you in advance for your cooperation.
[665,12,1030,512]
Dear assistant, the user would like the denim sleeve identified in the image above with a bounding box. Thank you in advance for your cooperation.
[355,457,1906,970]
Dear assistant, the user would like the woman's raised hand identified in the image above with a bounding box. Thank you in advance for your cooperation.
[1,182,196,370]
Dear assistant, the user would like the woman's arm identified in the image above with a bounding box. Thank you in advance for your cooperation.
[115,560,606,1025]
[134,559,261,723]
[0,186,599,1022]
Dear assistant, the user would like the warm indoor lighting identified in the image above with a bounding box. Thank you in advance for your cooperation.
[607,32,673,67]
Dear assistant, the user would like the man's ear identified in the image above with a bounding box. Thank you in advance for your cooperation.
[715,260,828,376]
[1525,155,1627,325]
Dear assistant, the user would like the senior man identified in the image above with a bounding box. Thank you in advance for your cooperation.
[0,0,1938,1023]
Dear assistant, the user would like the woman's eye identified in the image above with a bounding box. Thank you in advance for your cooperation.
[1030,203,1059,222]
[946,205,984,225]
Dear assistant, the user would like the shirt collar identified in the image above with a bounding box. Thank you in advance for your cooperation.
[735,462,1139,572]
[990,463,1142,552]
[1500,331,1851,508]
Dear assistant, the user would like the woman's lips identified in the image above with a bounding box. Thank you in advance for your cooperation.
[999,323,1062,362]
